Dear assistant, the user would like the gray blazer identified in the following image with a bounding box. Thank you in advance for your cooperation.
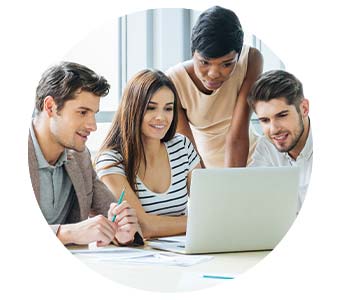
[28,133,115,234]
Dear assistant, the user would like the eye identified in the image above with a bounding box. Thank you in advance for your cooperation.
[200,60,208,66]
[278,113,288,118]
[146,106,156,110]
[165,106,174,112]
[222,62,234,68]
[79,110,88,116]
[259,118,269,124]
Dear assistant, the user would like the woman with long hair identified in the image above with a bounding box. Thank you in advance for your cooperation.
[95,69,200,238]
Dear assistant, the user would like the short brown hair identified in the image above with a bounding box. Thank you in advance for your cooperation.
[35,61,110,113]
[248,70,304,111]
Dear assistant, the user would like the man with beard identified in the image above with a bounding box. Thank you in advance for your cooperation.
[248,70,312,212]
[29,62,142,246]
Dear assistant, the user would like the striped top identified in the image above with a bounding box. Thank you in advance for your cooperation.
[95,134,200,216]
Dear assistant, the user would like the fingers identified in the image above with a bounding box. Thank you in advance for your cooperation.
[117,222,138,235]
[110,200,129,215]
[107,201,139,246]
[114,224,138,245]
[111,201,138,225]
[108,202,117,219]
[116,215,138,227]
[90,215,117,244]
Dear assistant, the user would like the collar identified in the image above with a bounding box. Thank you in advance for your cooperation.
[284,120,313,162]
[298,122,313,160]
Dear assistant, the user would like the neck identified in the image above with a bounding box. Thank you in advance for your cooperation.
[33,117,65,166]
[185,61,213,95]
[288,117,310,160]
[142,137,163,161]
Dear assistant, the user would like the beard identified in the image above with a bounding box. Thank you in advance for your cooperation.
[276,115,305,153]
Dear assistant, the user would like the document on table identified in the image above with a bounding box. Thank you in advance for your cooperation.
[125,251,212,267]
[153,235,186,243]
[147,235,186,253]
[70,245,212,267]
[70,246,153,259]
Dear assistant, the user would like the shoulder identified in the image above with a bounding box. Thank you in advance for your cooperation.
[166,133,190,147]
[247,47,263,72]
[166,134,196,159]
[95,149,123,171]
[96,149,122,162]
[166,62,186,77]
[166,61,192,84]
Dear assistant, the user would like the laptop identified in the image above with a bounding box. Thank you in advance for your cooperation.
[148,167,299,254]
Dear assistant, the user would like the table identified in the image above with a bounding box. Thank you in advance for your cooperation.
[69,242,269,292]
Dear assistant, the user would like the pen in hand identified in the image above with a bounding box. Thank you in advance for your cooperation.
[111,186,126,222]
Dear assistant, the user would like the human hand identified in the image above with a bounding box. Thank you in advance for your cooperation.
[108,201,139,245]
[57,215,117,246]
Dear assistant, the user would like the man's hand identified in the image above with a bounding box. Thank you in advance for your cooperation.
[108,201,139,245]
[57,215,117,246]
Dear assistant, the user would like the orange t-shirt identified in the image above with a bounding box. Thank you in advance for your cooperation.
[167,45,258,168]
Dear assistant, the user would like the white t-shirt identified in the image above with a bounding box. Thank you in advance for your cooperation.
[249,128,313,212]
[95,134,200,216]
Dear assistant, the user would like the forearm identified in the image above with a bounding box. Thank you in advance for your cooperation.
[224,135,249,167]
[56,224,74,245]
[139,214,187,238]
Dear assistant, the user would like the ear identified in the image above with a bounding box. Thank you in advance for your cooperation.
[43,96,57,117]
[299,98,309,117]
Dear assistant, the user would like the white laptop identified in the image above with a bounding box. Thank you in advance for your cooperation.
[148,167,299,254]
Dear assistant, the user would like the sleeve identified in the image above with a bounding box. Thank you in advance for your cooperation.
[183,135,200,171]
[248,137,274,168]
[51,224,60,235]
[95,150,126,179]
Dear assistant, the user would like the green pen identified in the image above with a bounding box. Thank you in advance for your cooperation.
[111,186,126,222]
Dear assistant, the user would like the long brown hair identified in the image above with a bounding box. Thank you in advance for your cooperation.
[96,69,179,191]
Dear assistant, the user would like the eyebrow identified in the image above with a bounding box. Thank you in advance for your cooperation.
[78,106,99,113]
[199,54,238,63]
[148,101,174,105]
[257,109,290,119]
[275,109,289,116]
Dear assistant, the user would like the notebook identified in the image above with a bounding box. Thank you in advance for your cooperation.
[148,167,299,254]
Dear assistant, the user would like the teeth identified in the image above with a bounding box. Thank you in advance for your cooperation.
[274,134,286,141]
[152,125,165,129]
[77,132,88,138]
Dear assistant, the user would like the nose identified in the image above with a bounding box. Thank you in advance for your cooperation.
[153,109,167,122]
[86,114,97,132]
[155,113,165,121]
[269,120,281,135]
[207,66,220,79]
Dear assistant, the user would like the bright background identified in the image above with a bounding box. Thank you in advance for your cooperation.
[62,8,284,156]
[1,0,339,299]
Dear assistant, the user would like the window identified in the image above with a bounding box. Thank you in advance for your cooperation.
[64,8,285,155]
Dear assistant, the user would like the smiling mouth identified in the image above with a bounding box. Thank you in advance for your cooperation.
[150,124,166,129]
[272,133,288,142]
[76,132,90,140]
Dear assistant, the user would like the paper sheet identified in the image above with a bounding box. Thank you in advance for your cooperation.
[70,245,212,266]
[152,235,186,243]
[123,251,212,267]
